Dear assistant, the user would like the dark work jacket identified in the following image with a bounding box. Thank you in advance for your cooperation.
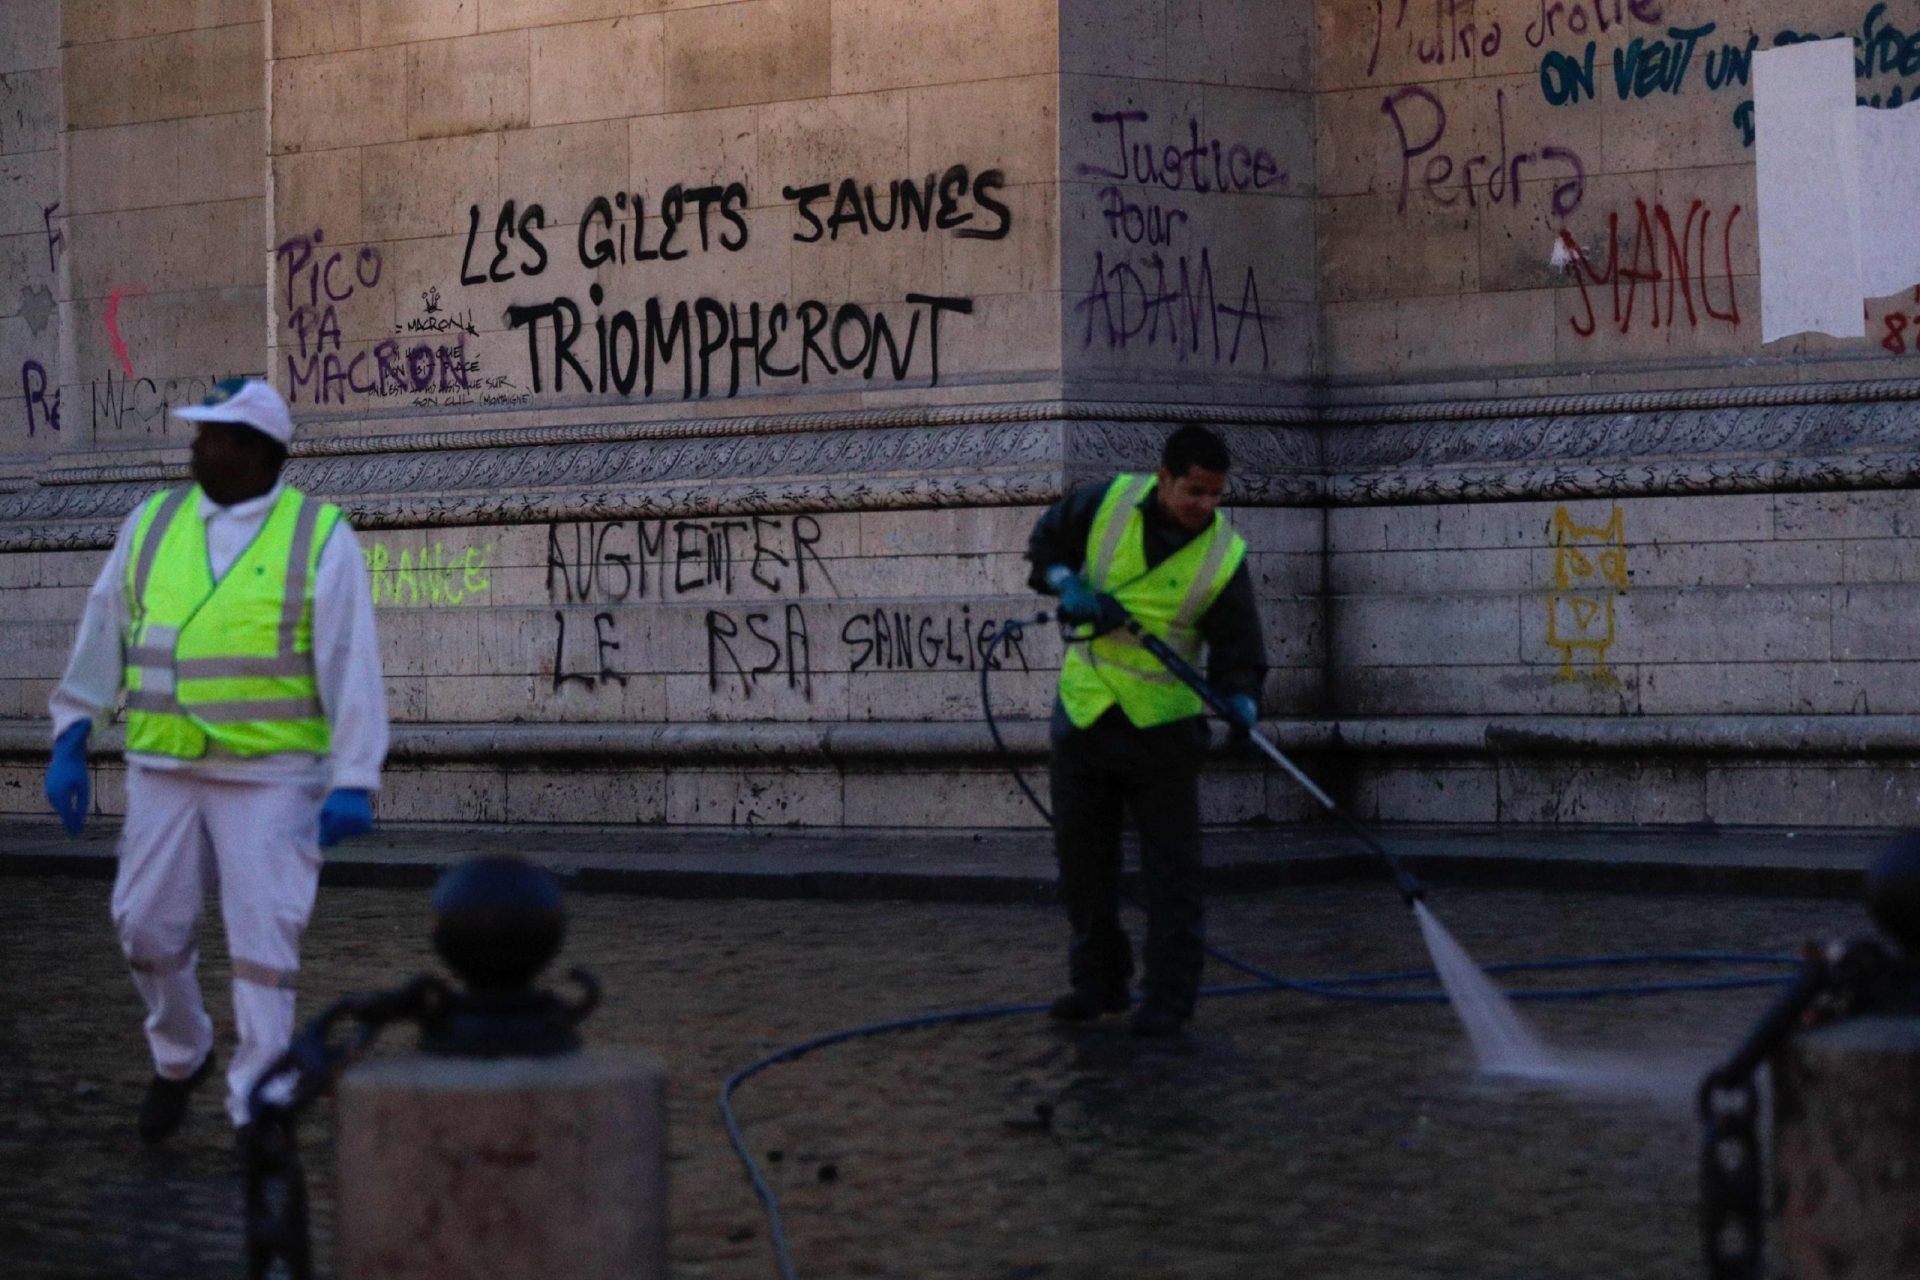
[1027,480,1268,751]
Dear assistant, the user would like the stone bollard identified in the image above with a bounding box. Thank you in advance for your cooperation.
[1772,835,1920,1280]
[334,857,667,1280]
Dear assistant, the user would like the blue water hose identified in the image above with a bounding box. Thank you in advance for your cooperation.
[718,618,1804,1279]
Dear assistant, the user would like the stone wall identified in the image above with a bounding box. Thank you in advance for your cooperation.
[5,0,1920,833]
[1315,0,1920,399]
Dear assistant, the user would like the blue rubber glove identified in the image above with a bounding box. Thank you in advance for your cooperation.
[1045,565,1128,634]
[1226,694,1260,745]
[317,788,374,848]
[45,719,91,836]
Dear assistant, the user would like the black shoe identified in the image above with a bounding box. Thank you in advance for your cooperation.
[138,1052,215,1144]
[1048,987,1129,1023]
[1127,1005,1189,1039]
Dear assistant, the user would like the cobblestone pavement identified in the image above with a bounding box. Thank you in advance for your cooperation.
[0,874,1874,1279]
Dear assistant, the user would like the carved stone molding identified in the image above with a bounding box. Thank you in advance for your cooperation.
[6,384,1920,552]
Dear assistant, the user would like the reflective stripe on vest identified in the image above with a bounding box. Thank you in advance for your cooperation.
[123,486,339,759]
[1057,473,1247,731]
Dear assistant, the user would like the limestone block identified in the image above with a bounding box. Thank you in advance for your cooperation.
[821,553,1027,601]
[1061,0,1166,78]
[664,767,844,825]
[406,30,530,140]
[1842,536,1920,585]
[846,667,1054,721]
[3,584,88,624]
[529,15,665,128]
[1197,767,1266,824]
[939,288,1059,382]
[1620,493,1776,547]
[482,0,668,32]
[1174,0,1313,89]
[906,75,1056,193]
[1330,547,1538,595]
[842,765,1047,828]
[1258,767,1323,823]
[64,22,264,132]
[936,181,1055,284]
[543,669,671,722]
[498,118,631,233]
[273,46,406,153]
[361,132,500,242]
[2,0,58,70]
[1776,491,1917,542]
[857,507,1035,559]
[751,88,910,207]
[1481,166,1657,295]
[1630,539,1844,590]
[384,676,428,722]
[363,0,477,44]
[68,286,266,391]
[1496,759,1709,826]
[1336,660,1640,716]
[1254,598,1325,667]
[0,152,56,238]
[67,201,264,302]
[1586,585,1833,666]
[271,0,361,59]
[1706,763,1920,829]
[275,148,365,247]
[0,69,61,156]
[0,764,49,816]
[539,198,788,314]
[1656,162,1759,277]
[0,678,24,718]
[1635,660,1891,717]
[665,669,850,721]
[376,764,508,822]
[1061,74,1204,189]
[786,207,943,309]
[1349,763,1499,825]
[1833,585,1920,661]
[1598,72,1753,174]
[628,104,758,205]
[1330,592,1521,667]
[1334,287,1560,381]
[830,0,1054,95]
[1320,188,1478,302]
[68,111,266,214]
[504,767,666,823]
[664,0,829,112]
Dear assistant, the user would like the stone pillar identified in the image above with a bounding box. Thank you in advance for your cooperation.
[336,1050,668,1280]
[1774,1016,1920,1280]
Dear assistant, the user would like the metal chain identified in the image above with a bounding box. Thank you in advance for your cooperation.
[243,975,451,1280]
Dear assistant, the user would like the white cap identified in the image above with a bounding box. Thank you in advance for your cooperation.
[173,377,295,446]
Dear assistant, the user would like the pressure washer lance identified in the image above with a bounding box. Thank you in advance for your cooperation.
[1112,616,1427,906]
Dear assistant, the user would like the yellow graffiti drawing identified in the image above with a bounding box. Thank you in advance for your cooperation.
[363,539,492,607]
[1547,506,1628,685]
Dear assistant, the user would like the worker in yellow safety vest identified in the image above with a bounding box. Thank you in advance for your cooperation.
[1027,424,1266,1038]
[44,377,388,1144]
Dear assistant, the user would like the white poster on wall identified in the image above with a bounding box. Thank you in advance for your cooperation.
[1755,39,1864,343]
[1756,39,1920,341]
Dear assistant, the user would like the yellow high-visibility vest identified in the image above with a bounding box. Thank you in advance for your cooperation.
[1057,474,1247,730]
[122,485,341,759]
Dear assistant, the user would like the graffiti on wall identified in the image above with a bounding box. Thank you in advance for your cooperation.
[1557,198,1743,337]
[1547,506,1629,684]
[1072,109,1290,368]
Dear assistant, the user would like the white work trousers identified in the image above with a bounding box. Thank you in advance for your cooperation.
[110,765,325,1126]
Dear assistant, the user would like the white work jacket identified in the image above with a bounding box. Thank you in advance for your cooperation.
[49,482,390,791]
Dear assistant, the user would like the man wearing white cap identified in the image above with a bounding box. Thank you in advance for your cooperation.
[44,376,389,1142]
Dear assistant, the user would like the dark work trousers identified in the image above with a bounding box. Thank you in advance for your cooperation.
[1048,707,1207,1018]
